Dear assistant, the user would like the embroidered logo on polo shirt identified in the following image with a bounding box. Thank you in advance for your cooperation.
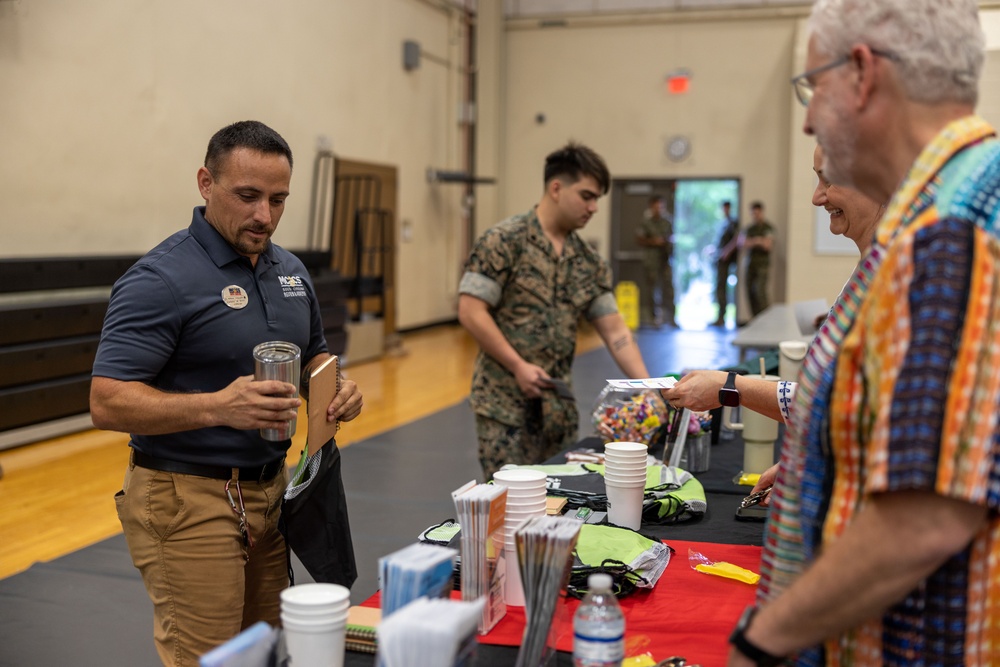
[221,285,249,309]
[278,275,307,298]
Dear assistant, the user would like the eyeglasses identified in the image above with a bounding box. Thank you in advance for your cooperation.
[791,48,899,106]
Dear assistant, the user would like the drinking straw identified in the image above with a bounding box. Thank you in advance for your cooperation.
[759,357,766,379]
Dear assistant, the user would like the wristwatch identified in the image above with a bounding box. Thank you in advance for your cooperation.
[729,605,784,666]
[718,371,740,407]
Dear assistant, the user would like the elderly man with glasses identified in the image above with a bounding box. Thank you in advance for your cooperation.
[726,1,1000,666]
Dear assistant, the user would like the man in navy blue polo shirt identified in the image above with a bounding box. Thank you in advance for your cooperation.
[91,120,363,666]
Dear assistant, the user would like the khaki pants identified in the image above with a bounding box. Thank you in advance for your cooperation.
[115,457,288,666]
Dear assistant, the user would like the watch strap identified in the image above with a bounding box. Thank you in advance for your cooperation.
[724,370,738,390]
[718,371,741,408]
[729,606,784,667]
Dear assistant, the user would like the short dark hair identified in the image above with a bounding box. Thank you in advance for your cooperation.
[204,120,293,177]
[649,195,664,206]
[750,201,764,211]
[543,142,610,195]
[722,200,731,207]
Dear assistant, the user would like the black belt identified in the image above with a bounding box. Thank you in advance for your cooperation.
[131,449,286,482]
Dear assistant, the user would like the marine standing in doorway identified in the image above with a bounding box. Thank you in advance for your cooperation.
[636,195,676,327]
[743,200,774,317]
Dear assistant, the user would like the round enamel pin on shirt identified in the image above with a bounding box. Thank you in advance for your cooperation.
[221,285,249,309]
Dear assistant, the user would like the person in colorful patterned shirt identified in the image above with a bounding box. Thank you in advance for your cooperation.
[726,1,1000,665]
[458,143,650,480]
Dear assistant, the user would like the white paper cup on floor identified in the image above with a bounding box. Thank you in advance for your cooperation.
[282,616,347,667]
[605,481,644,530]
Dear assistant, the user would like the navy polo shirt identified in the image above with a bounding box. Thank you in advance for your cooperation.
[92,207,328,466]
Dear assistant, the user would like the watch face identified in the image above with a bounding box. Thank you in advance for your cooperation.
[719,388,740,408]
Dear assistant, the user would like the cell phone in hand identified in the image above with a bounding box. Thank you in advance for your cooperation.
[546,378,575,400]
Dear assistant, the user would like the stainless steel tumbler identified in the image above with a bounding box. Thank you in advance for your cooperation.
[253,341,301,441]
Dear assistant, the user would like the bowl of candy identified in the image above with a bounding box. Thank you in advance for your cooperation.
[591,384,669,446]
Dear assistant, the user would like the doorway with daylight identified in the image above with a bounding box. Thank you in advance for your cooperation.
[610,178,741,330]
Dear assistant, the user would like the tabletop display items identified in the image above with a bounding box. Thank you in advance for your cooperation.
[572,573,625,667]
[452,480,508,634]
[602,441,648,530]
[493,468,549,607]
[377,542,458,618]
[513,515,583,667]
[279,583,350,667]
[591,384,668,445]
[676,411,712,473]
[723,365,781,475]
[376,596,485,667]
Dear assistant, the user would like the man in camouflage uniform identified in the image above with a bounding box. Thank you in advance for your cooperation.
[636,195,675,327]
[458,143,651,480]
[743,200,774,317]
[714,200,739,327]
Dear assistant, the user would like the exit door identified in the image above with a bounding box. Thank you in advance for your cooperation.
[611,177,741,329]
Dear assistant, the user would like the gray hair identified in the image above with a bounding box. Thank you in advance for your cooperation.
[808,0,984,106]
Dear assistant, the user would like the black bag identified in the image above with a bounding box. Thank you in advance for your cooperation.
[278,438,357,587]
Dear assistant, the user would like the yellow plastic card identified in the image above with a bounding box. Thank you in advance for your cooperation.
[694,561,760,585]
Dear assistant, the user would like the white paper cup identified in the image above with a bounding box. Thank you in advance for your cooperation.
[603,453,649,465]
[504,546,525,607]
[604,442,648,455]
[281,583,350,609]
[504,515,533,532]
[604,461,649,472]
[493,469,547,488]
[604,465,647,478]
[603,448,648,458]
[505,511,546,526]
[507,499,547,511]
[282,613,347,629]
[282,618,347,667]
[280,600,350,618]
[604,472,648,486]
[605,482,644,530]
[505,489,547,503]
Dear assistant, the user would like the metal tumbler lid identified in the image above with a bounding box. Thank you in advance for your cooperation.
[253,341,301,363]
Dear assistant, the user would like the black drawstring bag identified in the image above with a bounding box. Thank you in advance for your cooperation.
[278,438,357,587]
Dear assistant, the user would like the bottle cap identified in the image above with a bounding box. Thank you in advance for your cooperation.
[587,573,613,591]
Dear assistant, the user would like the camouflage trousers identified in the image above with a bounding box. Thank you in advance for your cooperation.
[475,400,579,480]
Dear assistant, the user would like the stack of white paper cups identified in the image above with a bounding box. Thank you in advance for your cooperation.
[492,468,548,607]
[280,583,350,667]
[603,442,648,530]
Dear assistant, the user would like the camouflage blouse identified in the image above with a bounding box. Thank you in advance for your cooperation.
[458,209,618,425]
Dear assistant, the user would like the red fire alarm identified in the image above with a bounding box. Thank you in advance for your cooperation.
[666,70,691,95]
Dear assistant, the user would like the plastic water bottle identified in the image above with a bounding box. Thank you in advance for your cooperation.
[573,573,625,667]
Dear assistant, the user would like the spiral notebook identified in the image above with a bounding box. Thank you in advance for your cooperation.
[307,355,340,446]
[345,606,380,654]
